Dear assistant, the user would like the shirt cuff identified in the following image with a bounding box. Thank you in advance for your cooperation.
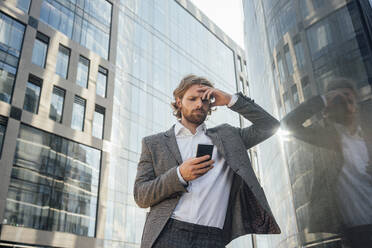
[177,166,188,186]
[227,94,238,107]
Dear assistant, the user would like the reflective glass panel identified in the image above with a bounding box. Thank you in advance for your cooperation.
[23,80,41,114]
[3,124,101,237]
[31,34,48,68]
[96,66,107,98]
[76,56,89,88]
[56,45,70,79]
[71,96,85,131]
[49,86,65,123]
[92,105,104,139]
[40,0,112,59]
[0,12,25,103]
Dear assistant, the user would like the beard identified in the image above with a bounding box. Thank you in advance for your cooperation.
[182,108,208,125]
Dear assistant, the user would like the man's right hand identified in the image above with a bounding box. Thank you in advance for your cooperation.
[179,155,214,182]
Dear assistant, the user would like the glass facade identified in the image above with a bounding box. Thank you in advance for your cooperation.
[0,12,25,103]
[55,45,70,79]
[40,0,112,59]
[71,96,85,131]
[244,0,372,247]
[76,56,89,88]
[49,86,65,123]
[0,0,245,247]
[23,76,42,114]
[2,124,101,237]
[31,32,49,68]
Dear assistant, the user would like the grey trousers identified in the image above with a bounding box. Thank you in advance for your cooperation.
[152,218,225,248]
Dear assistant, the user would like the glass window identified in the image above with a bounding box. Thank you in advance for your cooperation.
[0,116,6,157]
[96,66,108,97]
[291,84,299,105]
[16,0,31,12]
[93,105,105,139]
[307,21,333,57]
[277,55,286,83]
[31,32,49,68]
[283,91,291,112]
[76,56,90,88]
[301,77,312,100]
[56,45,70,79]
[284,45,294,75]
[71,95,86,131]
[49,86,65,123]
[3,124,101,237]
[23,75,42,114]
[0,13,25,103]
[294,38,305,68]
[40,0,112,59]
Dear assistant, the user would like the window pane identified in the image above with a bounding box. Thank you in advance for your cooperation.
[71,96,86,131]
[32,38,48,68]
[23,80,41,114]
[56,45,70,78]
[0,117,6,157]
[0,13,25,103]
[277,56,286,83]
[96,67,107,97]
[3,124,100,237]
[294,40,305,68]
[291,84,299,105]
[15,0,31,13]
[76,56,89,88]
[49,87,65,123]
[93,105,105,139]
[284,46,294,75]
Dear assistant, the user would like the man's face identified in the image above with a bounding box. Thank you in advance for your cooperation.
[177,84,211,125]
[327,88,357,125]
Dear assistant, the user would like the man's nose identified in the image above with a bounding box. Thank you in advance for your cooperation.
[196,98,203,108]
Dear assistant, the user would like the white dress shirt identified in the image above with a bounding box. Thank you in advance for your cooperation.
[171,95,238,229]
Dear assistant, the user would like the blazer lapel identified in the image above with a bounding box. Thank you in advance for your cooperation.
[206,128,226,159]
[164,125,183,165]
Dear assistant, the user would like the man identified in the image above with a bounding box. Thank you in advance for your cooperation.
[281,78,372,247]
[134,74,281,248]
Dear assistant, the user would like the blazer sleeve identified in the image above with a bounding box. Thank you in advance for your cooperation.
[228,92,280,149]
[280,95,337,149]
[134,137,187,208]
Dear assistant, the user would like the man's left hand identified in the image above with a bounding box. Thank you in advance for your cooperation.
[198,86,232,107]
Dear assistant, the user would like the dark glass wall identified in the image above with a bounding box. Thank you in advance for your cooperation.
[243,0,372,247]
[3,124,101,237]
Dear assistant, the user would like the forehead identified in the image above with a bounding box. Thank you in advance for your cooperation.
[184,84,203,97]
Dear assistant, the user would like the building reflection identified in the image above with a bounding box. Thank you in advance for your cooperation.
[243,0,372,247]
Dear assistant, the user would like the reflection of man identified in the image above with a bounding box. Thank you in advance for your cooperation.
[134,75,280,248]
[281,78,372,247]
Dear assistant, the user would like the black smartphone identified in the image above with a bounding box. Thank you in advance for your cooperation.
[196,144,214,161]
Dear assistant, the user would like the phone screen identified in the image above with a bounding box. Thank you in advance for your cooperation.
[196,144,214,161]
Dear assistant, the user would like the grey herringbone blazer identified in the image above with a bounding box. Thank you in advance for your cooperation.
[134,92,281,248]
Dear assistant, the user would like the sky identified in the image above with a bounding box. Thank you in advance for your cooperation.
[189,0,245,48]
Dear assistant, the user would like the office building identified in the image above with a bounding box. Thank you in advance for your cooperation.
[0,0,251,247]
[243,0,372,247]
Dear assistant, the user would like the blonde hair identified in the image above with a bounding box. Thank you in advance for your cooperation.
[171,74,215,119]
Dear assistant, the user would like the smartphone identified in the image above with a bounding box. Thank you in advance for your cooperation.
[196,144,214,161]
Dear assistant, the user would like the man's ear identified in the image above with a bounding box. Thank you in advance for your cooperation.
[176,97,182,108]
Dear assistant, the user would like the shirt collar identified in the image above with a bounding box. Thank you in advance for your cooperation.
[174,121,207,137]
